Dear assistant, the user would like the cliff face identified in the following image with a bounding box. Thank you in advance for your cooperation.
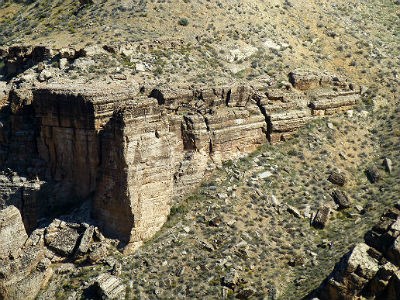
[0,46,361,247]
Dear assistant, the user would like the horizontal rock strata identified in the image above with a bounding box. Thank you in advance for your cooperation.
[0,67,360,248]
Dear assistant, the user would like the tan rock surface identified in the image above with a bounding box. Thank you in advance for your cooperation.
[0,205,27,259]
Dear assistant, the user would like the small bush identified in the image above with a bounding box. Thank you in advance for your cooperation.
[178,18,189,26]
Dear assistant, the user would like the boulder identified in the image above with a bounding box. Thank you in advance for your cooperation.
[383,158,393,174]
[0,206,28,259]
[88,243,109,264]
[328,171,347,186]
[287,205,302,218]
[310,206,400,300]
[44,221,81,257]
[331,190,351,209]
[91,273,126,300]
[312,206,331,229]
[76,225,94,255]
[366,166,380,183]
[314,243,380,300]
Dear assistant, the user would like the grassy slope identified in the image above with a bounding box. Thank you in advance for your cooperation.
[1,1,399,89]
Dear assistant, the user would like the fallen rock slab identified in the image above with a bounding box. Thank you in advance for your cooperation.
[312,206,331,229]
[45,221,81,257]
[91,273,126,300]
[331,190,351,209]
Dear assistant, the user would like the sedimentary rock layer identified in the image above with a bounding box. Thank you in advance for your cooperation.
[0,69,360,248]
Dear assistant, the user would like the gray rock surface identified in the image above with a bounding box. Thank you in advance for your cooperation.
[91,273,126,300]
[0,206,27,259]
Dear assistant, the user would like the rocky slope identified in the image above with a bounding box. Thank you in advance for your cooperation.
[0,0,399,299]
[0,44,361,245]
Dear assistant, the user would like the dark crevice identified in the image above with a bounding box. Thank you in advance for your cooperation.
[225,89,232,107]
[203,116,213,154]
[254,97,272,143]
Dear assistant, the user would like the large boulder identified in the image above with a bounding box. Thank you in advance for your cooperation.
[317,243,380,300]
[383,158,393,174]
[311,206,400,300]
[0,228,52,300]
[366,166,380,183]
[0,206,28,259]
[44,220,81,257]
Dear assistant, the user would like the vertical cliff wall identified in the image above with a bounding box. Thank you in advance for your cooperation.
[33,89,99,199]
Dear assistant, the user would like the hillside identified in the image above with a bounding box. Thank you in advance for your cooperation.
[0,0,399,299]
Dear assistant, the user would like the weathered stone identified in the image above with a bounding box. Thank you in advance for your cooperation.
[313,206,331,229]
[331,190,351,209]
[76,225,94,255]
[0,206,28,259]
[287,205,302,218]
[328,171,347,186]
[383,157,393,174]
[312,206,400,300]
[0,228,51,300]
[366,166,380,183]
[44,221,81,257]
[91,273,126,300]
[0,264,53,300]
[88,243,109,264]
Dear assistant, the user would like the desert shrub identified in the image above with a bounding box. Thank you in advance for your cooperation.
[178,18,189,26]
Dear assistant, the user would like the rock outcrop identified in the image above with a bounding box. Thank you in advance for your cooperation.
[0,206,52,300]
[0,172,43,233]
[0,46,363,299]
[0,205,28,259]
[0,64,360,249]
[310,204,400,299]
[0,204,115,299]
[90,273,126,300]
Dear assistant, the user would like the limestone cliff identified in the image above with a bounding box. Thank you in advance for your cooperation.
[0,72,360,249]
[0,46,361,247]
